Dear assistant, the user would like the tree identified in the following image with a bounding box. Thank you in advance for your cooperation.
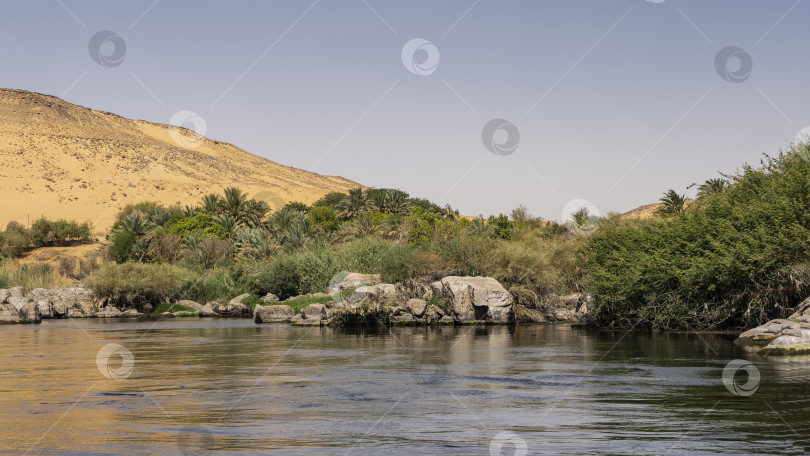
[338,188,369,219]
[696,178,729,199]
[655,189,687,216]
[307,206,340,232]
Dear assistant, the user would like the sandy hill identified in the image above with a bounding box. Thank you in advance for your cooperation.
[0,89,362,233]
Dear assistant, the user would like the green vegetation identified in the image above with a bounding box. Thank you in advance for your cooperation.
[586,146,810,330]
[0,218,93,258]
[29,144,810,332]
[0,260,73,293]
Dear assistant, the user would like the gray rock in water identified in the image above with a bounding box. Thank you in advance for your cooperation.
[0,309,20,324]
[210,299,251,318]
[96,306,123,318]
[199,303,220,318]
[18,300,41,323]
[301,303,326,321]
[407,299,428,317]
[254,304,294,323]
[261,293,279,303]
[439,276,514,323]
[0,288,11,305]
[229,294,252,307]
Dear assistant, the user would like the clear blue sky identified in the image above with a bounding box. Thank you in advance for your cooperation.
[1,0,807,220]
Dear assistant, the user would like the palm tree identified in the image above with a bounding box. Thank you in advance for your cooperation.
[696,178,728,199]
[655,189,687,216]
[201,193,222,215]
[222,187,248,220]
[338,188,368,219]
[384,189,411,215]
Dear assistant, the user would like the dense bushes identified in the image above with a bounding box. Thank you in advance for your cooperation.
[0,218,92,258]
[87,263,195,310]
[585,148,810,330]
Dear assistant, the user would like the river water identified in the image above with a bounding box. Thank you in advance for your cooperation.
[1,319,808,455]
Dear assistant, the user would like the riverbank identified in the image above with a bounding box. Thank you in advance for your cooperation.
[0,274,591,327]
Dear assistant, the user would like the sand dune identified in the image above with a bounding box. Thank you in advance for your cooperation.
[0,89,362,233]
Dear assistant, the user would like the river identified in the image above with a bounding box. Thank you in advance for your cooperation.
[1,319,808,455]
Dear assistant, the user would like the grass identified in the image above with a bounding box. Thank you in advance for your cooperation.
[427,295,447,313]
[152,303,197,314]
[266,287,358,315]
[0,260,73,293]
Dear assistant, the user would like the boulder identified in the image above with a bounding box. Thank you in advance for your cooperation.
[345,284,399,309]
[229,294,252,307]
[18,300,41,323]
[439,276,514,323]
[36,299,54,319]
[407,299,428,317]
[260,293,279,303]
[328,272,381,295]
[0,309,20,324]
[210,299,251,318]
[0,288,10,305]
[198,303,219,318]
[176,300,203,311]
[8,286,24,299]
[8,296,29,312]
[423,304,445,322]
[438,315,455,325]
[254,305,294,323]
[301,303,326,320]
[96,306,123,318]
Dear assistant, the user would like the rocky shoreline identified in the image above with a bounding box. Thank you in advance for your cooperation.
[734,298,810,355]
[0,273,591,327]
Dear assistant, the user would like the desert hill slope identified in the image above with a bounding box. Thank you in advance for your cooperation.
[0,89,362,233]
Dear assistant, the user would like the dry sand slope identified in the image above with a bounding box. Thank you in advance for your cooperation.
[0,88,362,233]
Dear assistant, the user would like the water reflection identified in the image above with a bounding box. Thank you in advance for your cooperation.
[0,319,808,455]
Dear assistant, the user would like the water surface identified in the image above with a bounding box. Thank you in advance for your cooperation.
[1,319,808,455]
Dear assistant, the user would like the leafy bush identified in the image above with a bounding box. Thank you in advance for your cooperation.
[585,149,810,329]
[240,295,264,309]
[87,263,195,310]
[308,206,340,232]
[169,214,227,239]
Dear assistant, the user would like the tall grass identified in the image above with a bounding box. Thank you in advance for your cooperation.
[0,261,74,293]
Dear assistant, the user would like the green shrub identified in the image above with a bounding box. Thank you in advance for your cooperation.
[169,214,227,239]
[585,149,810,329]
[307,206,340,232]
[180,267,241,304]
[87,263,196,310]
[240,295,263,309]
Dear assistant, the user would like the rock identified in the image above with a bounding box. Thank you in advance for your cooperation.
[176,300,203,311]
[328,272,381,295]
[423,304,445,322]
[68,308,90,318]
[229,294,252,307]
[96,306,123,318]
[254,305,294,323]
[8,296,29,312]
[36,299,53,319]
[260,293,279,303]
[199,303,219,318]
[439,276,514,323]
[392,313,416,324]
[161,312,176,318]
[438,315,455,325]
[173,311,198,317]
[345,284,399,309]
[210,299,251,318]
[19,300,41,323]
[0,288,10,304]
[0,309,20,324]
[301,303,326,320]
[407,299,428,317]
[8,286,24,299]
